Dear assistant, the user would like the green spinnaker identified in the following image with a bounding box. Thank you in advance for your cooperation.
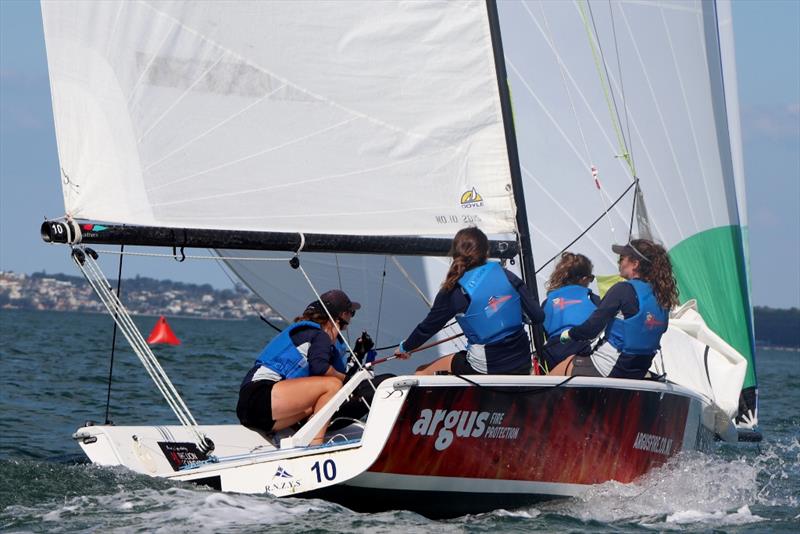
[669,225,756,389]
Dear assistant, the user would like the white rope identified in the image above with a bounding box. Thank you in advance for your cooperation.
[389,256,466,352]
[96,249,293,262]
[390,256,433,307]
[297,264,376,393]
[72,248,211,451]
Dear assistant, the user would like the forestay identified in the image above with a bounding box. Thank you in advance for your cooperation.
[42,0,517,236]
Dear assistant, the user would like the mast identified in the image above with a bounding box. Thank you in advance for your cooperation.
[41,220,519,259]
[485,0,545,354]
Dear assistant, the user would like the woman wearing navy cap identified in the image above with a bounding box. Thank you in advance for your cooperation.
[236,289,360,444]
[551,239,678,379]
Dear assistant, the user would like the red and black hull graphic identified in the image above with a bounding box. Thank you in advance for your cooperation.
[369,384,691,485]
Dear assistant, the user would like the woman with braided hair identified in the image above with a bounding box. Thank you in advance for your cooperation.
[550,239,679,379]
[394,227,544,375]
[540,252,600,371]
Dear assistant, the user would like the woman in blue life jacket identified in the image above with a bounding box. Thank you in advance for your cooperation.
[236,289,359,444]
[550,239,678,379]
[394,227,544,375]
[540,252,600,372]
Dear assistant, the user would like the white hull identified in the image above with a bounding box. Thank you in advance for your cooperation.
[74,375,731,515]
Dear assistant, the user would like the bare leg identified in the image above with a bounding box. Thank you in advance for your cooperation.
[548,355,575,376]
[270,376,343,443]
[415,354,455,376]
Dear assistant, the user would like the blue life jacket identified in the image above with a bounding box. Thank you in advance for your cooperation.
[332,338,349,374]
[254,321,322,379]
[543,285,597,339]
[456,262,523,345]
[606,279,668,355]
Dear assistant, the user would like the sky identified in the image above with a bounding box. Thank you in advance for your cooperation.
[1,0,798,309]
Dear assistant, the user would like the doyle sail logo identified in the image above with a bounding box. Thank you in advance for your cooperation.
[267,465,301,492]
[412,409,520,451]
[644,312,666,330]
[485,295,512,317]
[460,187,484,209]
[552,297,582,310]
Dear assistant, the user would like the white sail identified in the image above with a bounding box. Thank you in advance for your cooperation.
[42,0,517,236]
[498,0,755,392]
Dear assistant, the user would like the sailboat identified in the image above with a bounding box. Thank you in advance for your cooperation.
[39,0,756,517]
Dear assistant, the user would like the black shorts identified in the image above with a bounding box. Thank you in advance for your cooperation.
[451,350,532,375]
[236,380,277,433]
[570,356,602,377]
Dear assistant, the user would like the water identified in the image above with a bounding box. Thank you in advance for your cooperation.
[1,309,797,532]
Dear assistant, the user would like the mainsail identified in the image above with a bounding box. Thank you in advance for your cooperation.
[42,0,755,411]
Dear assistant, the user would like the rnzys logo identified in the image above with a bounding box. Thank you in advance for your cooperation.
[552,297,582,310]
[460,187,484,209]
[266,465,301,492]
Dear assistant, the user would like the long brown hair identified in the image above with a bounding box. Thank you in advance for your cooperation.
[546,252,594,291]
[442,227,489,292]
[629,239,679,309]
[292,307,331,325]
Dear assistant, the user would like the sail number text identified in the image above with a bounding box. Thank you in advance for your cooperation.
[436,215,482,224]
[311,459,337,483]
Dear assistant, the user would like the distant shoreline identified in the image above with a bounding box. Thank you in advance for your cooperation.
[1,307,795,351]
[0,307,283,324]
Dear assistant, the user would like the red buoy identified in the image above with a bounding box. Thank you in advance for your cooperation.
[147,316,181,345]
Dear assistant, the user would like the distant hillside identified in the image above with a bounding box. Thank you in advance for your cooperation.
[754,306,800,349]
[0,271,276,320]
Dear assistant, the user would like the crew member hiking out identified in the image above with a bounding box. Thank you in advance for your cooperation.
[236,289,359,445]
[550,239,678,379]
[394,227,544,375]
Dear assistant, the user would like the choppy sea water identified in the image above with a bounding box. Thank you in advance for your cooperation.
[1,309,797,532]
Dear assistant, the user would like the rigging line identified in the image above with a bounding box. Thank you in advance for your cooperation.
[75,251,206,441]
[533,2,615,238]
[103,244,124,424]
[616,5,699,234]
[521,166,621,265]
[628,181,639,241]
[296,264,376,393]
[576,0,634,177]
[589,0,635,175]
[211,251,282,333]
[334,254,343,291]
[389,256,466,352]
[97,249,293,261]
[608,0,636,175]
[515,4,634,185]
[373,256,388,347]
[535,179,638,274]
